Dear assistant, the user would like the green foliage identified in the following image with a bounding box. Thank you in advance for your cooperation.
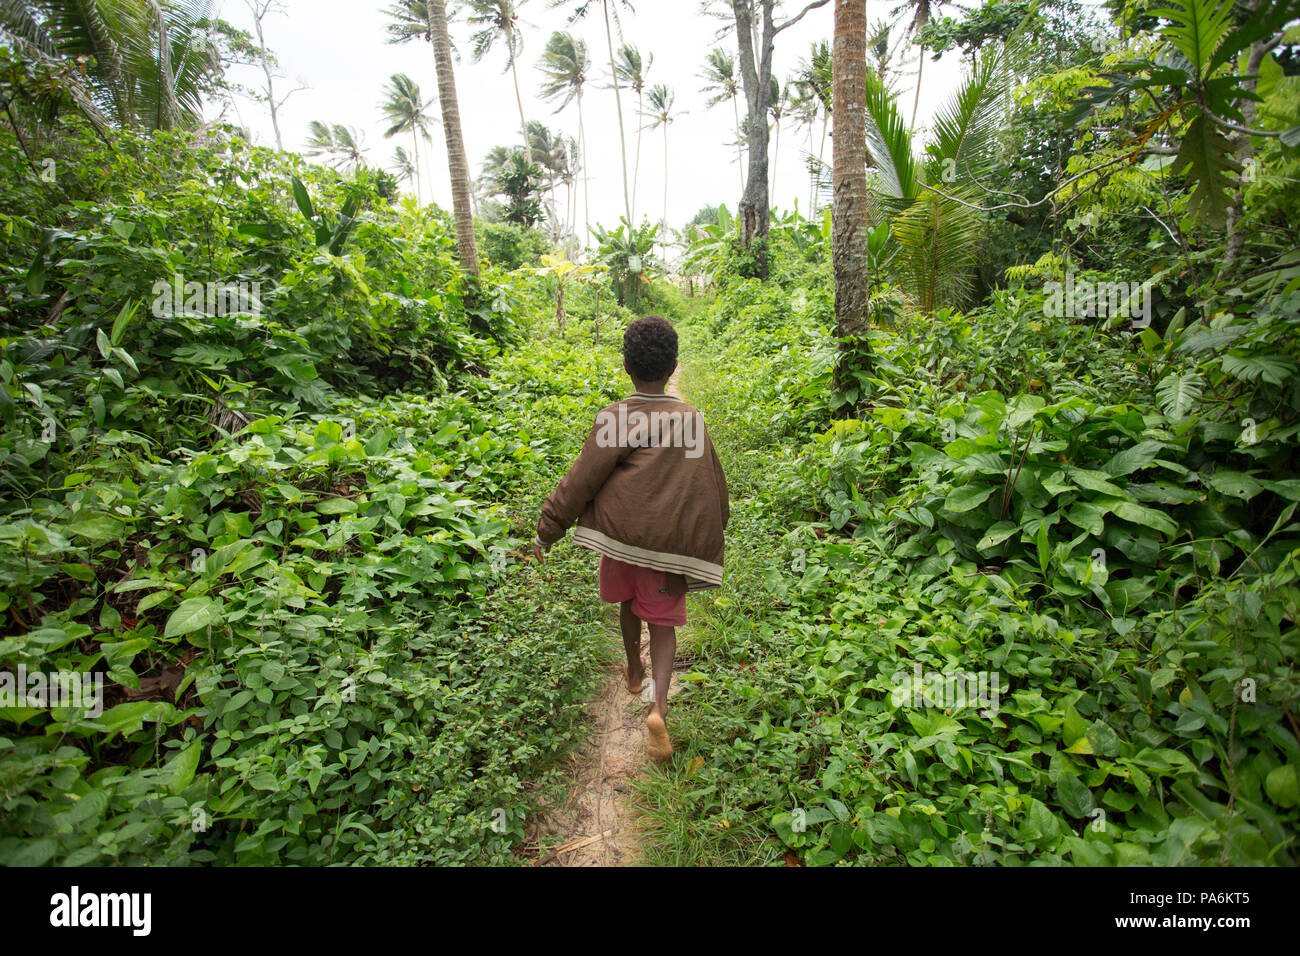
[487,151,545,228]
[0,103,636,864]
[591,217,660,308]
[477,221,548,271]
[639,218,1300,865]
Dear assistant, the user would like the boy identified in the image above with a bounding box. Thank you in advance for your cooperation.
[532,315,728,762]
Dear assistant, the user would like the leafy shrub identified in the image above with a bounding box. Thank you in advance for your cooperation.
[477,222,548,272]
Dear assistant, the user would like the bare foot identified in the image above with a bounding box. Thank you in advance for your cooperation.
[622,662,645,694]
[645,711,672,762]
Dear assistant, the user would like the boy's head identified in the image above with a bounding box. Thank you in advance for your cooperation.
[622,315,678,385]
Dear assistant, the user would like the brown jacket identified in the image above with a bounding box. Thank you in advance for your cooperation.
[537,392,729,590]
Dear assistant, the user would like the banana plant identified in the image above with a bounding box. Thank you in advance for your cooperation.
[530,252,605,332]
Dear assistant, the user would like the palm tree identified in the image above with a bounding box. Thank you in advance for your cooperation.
[380,73,436,205]
[466,0,534,164]
[561,134,581,253]
[833,0,871,382]
[305,120,338,159]
[390,145,417,190]
[614,43,650,222]
[554,0,635,225]
[642,83,678,256]
[538,30,591,243]
[305,121,368,170]
[700,47,744,192]
[788,74,820,215]
[868,19,908,88]
[769,76,791,201]
[525,121,572,239]
[0,0,224,131]
[795,40,833,213]
[384,0,481,276]
[891,0,960,131]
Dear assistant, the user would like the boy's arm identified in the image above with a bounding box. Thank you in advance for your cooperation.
[536,416,625,547]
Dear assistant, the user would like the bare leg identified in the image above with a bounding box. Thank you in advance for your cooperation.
[619,601,644,692]
[647,623,675,718]
[645,622,675,761]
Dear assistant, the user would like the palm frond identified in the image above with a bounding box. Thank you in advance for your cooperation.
[863,67,919,203]
[923,47,1006,186]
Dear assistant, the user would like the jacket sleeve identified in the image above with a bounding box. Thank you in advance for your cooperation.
[710,436,730,529]
[537,415,626,546]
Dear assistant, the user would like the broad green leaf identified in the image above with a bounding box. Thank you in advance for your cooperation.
[1104,441,1166,477]
[944,484,996,513]
[164,597,222,638]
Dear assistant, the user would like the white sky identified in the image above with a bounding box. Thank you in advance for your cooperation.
[217,0,965,234]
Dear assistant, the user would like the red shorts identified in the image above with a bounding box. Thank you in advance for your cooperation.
[597,555,687,627]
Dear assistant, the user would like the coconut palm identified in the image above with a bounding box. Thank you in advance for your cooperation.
[642,83,678,255]
[0,0,224,132]
[525,120,572,238]
[560,134,581,252]
[788,74,821,215]
[891,0,962,131]
[305,121,368,170]
[833,0,871,380]
[700,47,744,192]
[794,40,833,208]
[466,0,534,164]
[383,0,481,275]
[613,43,650,222]
[551,0,635,225]
[389,145,417,189]
[868,19,909,88]
[380,72,436,205]
[538,30,591,243]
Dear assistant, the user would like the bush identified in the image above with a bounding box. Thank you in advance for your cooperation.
[476,222,548,272]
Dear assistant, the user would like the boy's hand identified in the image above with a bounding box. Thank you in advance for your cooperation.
[532,537,550,563]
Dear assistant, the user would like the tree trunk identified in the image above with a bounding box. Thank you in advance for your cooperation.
[663,123,670,256]
[633,87,643,221]
[733,0,775,279]
[510,47,532,165]
[579,88,590,247]
[428,0,479,277]
[411,126,423,205]
[771,117,780,200]
[602,0,633,224]
[832,0,872,385]
[1221,0,1268,280]
[910,41,926,132]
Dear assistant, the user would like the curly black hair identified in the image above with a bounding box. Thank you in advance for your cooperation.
[622,315,678,382]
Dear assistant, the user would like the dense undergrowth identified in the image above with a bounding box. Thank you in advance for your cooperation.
[0,111,635,864]
[634,248,1300,865]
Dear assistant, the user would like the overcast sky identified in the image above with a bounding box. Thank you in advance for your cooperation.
[217,0,967,235]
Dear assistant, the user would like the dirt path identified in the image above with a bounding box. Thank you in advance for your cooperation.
[525,368,687,867]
